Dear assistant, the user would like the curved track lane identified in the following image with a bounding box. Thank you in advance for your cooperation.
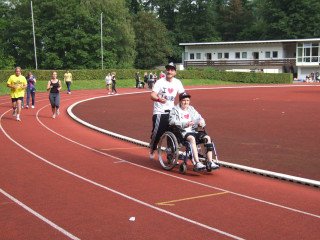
[0,88,319,240]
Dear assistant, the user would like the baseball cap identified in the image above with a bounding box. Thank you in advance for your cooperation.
[165,62,176,70]
[179,92,191,101]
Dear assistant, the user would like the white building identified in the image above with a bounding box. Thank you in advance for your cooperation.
[179,38,320,80]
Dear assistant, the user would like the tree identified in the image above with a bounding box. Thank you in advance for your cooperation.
[125,0,144,14]
[2,0,136,69]
[252,0,320,39]
[133,11,173,68]
[0,1,15,69]
[175,0,220,43]
[216,0,255,41]
[143,0,180,31]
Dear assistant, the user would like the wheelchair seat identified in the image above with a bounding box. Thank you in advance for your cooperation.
[168,125,207,146]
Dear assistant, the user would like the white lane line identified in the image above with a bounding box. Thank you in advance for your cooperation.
[0,110,244,240]
[37,101,320,220]
[0,188,80,240]
[67,86,320,187]
[1,87,319,239]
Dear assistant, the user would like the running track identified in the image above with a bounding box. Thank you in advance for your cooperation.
[0,86,319,239]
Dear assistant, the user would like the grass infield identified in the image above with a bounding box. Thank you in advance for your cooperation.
[0,79,238,96]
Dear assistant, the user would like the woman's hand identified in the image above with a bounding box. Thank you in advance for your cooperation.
[198,119,205,127]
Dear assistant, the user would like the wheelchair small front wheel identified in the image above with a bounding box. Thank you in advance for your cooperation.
[158,131,179,170]
[206,161,212,172]
[179,162,187,174]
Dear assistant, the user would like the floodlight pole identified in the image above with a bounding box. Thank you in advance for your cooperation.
[101,12,104,70]
[31,1,38,69]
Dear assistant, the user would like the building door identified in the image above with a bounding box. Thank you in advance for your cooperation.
[253,52,259,59]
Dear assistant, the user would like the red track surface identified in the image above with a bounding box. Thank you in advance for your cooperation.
[1,86,319,240]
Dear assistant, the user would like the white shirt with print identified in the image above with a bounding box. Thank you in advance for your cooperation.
[177,108,193,133]
[152,77,185,114]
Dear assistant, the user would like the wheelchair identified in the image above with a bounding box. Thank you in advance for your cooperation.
[157,126,219,174]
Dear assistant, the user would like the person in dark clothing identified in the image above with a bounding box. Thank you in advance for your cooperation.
[111,72,117,94]
[47,71,62,119]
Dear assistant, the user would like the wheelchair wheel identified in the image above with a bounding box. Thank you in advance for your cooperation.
[158,131,179,170]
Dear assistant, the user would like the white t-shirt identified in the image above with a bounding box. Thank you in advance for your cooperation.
[177,107,193,133]
[152,77,185,114]
[105,75,112,84]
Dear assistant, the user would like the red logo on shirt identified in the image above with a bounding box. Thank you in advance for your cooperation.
[184,114,189,119]
[168,88,174,94]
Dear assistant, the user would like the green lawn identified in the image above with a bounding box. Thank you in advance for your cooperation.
[0,79,238,96]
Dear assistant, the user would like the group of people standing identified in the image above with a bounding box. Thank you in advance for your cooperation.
[134,71,166,89]
[144,71,166,89]
[105,72,117,95]
[6,67,72,121]
[305,71,320,83]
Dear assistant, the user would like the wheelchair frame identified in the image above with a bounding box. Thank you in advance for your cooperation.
[157,127,219,174]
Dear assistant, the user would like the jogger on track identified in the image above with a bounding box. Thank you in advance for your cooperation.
[47,71,62,119]
[6,67,27,122]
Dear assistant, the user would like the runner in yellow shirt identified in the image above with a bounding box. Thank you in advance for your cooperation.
[7,67,27,121]
[64,70,72,94]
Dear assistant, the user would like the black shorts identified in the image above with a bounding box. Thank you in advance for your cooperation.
[184,131,207,143]
[11,97,24,102]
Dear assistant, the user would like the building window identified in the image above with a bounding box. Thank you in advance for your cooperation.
[297,42,320,63]
[224,52,229,59]
[196,53,201,59]
[190,53,194,60]
[183,52,188,61]
[272,51,278,58]
[235,52,240,59]
[242,52,247,59]
[297,47,303,62]
[304,48,310,62]
[218,53,222,59]
[312,43,319,62]
[265,51,271,58]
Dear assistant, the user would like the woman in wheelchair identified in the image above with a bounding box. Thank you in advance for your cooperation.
[169,92,219,171]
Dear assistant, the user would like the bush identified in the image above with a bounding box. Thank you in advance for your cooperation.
[178,69,292,84]
[0,68,292,84]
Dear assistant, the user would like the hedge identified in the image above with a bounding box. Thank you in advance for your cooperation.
[177,69,292,84]
[0,68,292,84]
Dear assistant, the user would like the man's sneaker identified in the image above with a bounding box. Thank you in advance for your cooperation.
[12,109,17,117]
[16,116,21,121]
[149,151,155,160]
[31,105,35,109]
[194,162,206,171]
[52,113,56,119]
[25,105,29,109]
[56,109,60,116]
[210,161,220,170]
